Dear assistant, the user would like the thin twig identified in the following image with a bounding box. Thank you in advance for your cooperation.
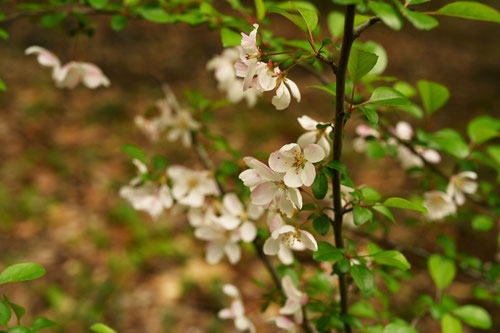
[353,17,381,39]
[331,5,357,333]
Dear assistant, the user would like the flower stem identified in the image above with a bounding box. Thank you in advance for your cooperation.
[331,5,356,333]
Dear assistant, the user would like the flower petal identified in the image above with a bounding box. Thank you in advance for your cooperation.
[304,143,325,163]
[251,182,277,205]
[297,115,317,130]
[300,162,316,187]
[299,230,318,251]
[263,237,280,255]
[269,151,294,173]
[271,83,291,110]
[284,168,303,188]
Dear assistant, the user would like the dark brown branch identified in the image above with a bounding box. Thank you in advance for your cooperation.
[353,17,381,39]
[190,132,315,333]
[331,5,356,333]
[316,54,338,75]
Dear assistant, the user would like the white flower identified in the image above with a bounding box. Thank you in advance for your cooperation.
[447,171,478,205]
[119,159,173,219]
[352,124,380,153]
[239,157,303,218]
[263,214,317,265]
[218,284,256,333]
[269,143,325,187]
[235,24,262,91]
[167,166,220,207]
[165,109,201,147]
[297,115,332,155]
[26,46,110,89]
[392,121,414,141]
[207,47,261,107]
[396,144,441,170]
[269,316,298,332]
[217,193,264,231]
[272,75,301,110]
[279,276,308,324]
[423,191,457,220]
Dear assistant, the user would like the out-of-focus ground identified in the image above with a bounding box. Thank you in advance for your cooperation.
[0,1,499,332]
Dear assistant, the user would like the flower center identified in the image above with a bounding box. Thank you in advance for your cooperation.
[292,152,307,170]
[188,178,199,189]
[280,230,300,247]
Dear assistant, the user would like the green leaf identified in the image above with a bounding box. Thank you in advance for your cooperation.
[6,326,31,333]
[393,81,416,97]
[0,301,11,327]
[428,254,456,290]
[349,301,377,319]
[360,186,381,201]
[441,314,462,333]
[487,145,500,166]
[371,250,411,270]
[0,263,46,285]
[0,78,5,92]
[359,105,379,125]
[220,28,242,47]
[467,116,500,145]
[383,322,417,333]
[368,87,410,105]
[436,2,500,23]
[90,323,117,333]
[307,84,336,95]
[351,265,374,296]
[452,305,492,329]
[368,1,403,30]
[254,0,265,20]
[3,296,25,323]
[431,129,470,159]
[268,7,307,31]
[383,197,427,213]
[0,28,9,40]
[348,47,379,83]
[31,317,55,330]
[472,215,494,231]
[313,242,344,262]
[89,0,108,9]
[110,15,128,31]
[328,11,344,38]
[373,205,395,222]
[122,144,147,164]
[366,140,386,159]
[353,204,373,226]
[327,161,348,174]
[311,172,328,200]
[398,4,438,30]
[417,80,450,115]
[295,5,318,32]
[313,214,331,236]
[139,7,172,23]
[40,12,66,28]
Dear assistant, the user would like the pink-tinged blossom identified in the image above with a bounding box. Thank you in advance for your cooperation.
[167,166,220,208]
[297,115,333,155]
[352,124,380,153]
[269,316,298,332]
[206,47,261,107]
[263,214,317,265]
[119,159,173,219]
[423,191,457,220]
[239,157,303,218]
[272,74,301,110]
[269,143,325,187]
[396,144,441,170]
[279,276,308,324]
[26,46,110,89]
[235,24,262,91]
[392,121,414,141]
[447,171,478,206]
[218,284,256,333]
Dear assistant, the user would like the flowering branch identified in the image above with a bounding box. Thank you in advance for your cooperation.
[331,5,357,333]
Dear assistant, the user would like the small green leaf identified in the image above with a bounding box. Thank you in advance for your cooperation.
[89,0,108,9]
[371,250,411,270]
[122,144,147,164]
[0,78,5,92]
[268,7,307,31]
[428,254,456,290]
[366,140,386,159]
[368,1,403,30]
[327,11,344,38]
[0,301,11,327]
[436,2,500,23]
[294,5,318,32]
[351,265,374,296]
[417,80,450,115]
[0,263,46,285]
[368,87,410,105]
[467,116,500,145]
[349,301,377,319]
[452,305,492,329]
[431,129,470,159]
[393,81,416,97]
[31,317,56,330]
[348,47,379,83]
[373,205,395,222]
[441,314,462,333]
[398,4,438,30]
[487,145,500,166]
[313,242,344,262]
[353,204,373,226]
[383,322,418,333]
[327,161,348,174]
[139,7,172,23]
[313,214,331,236]
[360,186,381,201]
[359,105,379,125]
[0,28,9,39]
[90,323,117,333]
[220,28,242,47]
[311,172,328,200]
[6,326,31,333]
[40,12,66,28]
[110,15,128,31]
[3,296,25,323]
[383,197,427,213]
[472,215,494,231]
[254,0,265,20]
[307,84,336,96]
